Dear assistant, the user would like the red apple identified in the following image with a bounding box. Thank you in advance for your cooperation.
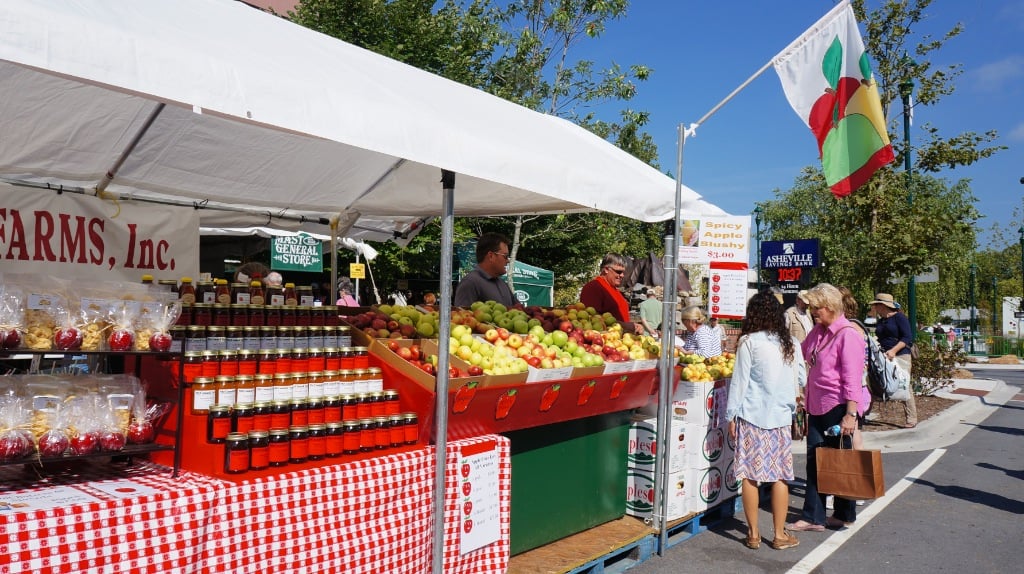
[467,365,484,376]
[526,356,542,368]
[449,366,462,378]
[108,329,134,352]
[420,363,435,376]
[558,320,573,333]
[37,429,70,457]
[149,331,173,352]
[387,339,401,352]
[496,328,510,341]
[54,327,82,350]
[397,347,414,361]
[127,420,155,444]
[484,329,499,343]
[409,345,422,361]
[99,430,127,452]
[2,328,21,349]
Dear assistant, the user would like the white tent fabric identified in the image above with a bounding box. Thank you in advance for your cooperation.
[0,0,726,230]
[200,227,381,261]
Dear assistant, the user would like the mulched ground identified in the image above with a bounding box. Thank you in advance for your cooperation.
[862,395,958,432]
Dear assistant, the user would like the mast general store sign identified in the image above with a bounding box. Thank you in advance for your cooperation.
[0,184,199,282]
[271,233,323,272]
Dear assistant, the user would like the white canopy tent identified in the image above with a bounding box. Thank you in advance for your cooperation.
[0,1,729,569]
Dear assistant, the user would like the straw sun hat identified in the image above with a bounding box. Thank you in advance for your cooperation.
[869,293,899,309]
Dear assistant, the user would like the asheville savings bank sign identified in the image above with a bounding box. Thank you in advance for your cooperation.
[759,239,820,269]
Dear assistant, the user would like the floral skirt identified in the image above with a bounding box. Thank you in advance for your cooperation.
[733,417,794,483]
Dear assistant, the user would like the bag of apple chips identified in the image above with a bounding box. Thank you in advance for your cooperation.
[4,274,63,351]
[35,403,72,458]
[64,395,104,456]
[0,284,26,350]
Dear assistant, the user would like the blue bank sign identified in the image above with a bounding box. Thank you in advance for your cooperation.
[760,239,820,269]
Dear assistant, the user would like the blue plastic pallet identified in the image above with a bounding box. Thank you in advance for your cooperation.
[565,534,657,574]
[662,493,743,549]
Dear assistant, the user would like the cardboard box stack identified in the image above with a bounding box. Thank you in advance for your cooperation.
[626,379,739,521]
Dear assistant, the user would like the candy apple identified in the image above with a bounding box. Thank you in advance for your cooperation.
[2,328,21,349]
[69,431,100,455]
[149,331,173,352]
[127,420,155,444]
[37,429,70,457]
[108,329,134,352]
[99,430,127,452]
[54,326,83,350]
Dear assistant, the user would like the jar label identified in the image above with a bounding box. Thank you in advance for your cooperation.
[255,386,275,403]
[217,389,237,406]
[291,383,309,400]
[203,291,217,304]
[186,339,207,352]
[237,387,256,405]
[270,294,285,306]
[300,295,314,306]
[260,336,278,350]
[236,293,251,305]
[207,336,227,351]
[226,448,250,472]
[193,389,216,411]
[307,381,324,399]
[226,336,245,351]
[250,446,270,469]
[273,385,293,402]
[323,380,340,397]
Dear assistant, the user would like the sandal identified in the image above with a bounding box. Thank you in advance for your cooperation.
[745,534,761,550]
[785,520,824,532]
[826,516,853,529]
[771,530,800,550]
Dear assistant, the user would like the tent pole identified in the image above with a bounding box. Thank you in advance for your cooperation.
[432,169,456,574]
[95,102,165,193]
[655,123,688,554]
[330,218,339,305]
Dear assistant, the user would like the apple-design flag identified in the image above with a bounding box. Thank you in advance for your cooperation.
[773,1,894,198]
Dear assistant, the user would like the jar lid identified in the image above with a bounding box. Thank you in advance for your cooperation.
[141,274,154,282]
[181,277,193,283]
[250,280,262,287]
[247,430,269,438]
[209,404,231,413]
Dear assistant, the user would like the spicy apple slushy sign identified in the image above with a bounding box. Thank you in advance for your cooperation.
[0,184,199,282]
[678,215,751,319]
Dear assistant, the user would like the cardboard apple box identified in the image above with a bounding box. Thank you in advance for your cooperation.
[570,365,607,380]
[421,339,527,388]
[627,416,702,474]
[625,468,691,521]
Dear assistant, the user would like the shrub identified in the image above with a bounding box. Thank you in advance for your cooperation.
[911,341,966,396]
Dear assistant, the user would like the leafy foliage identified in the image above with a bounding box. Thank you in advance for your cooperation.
[910,340,966,396]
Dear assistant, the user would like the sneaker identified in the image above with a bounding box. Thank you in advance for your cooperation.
[825,495,834,510]
[856,499,866,506]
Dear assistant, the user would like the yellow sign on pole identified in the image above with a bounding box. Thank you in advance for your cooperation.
[349,263,366,279]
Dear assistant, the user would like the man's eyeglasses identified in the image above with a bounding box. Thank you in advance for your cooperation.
[491,251,510,260]
[606,267,625,276]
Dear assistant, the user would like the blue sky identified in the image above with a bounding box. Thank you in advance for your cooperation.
[580,0,1022,248]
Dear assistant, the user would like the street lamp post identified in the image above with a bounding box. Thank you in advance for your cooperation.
[992,277,998,336]
[969,263,977,354]
[753,206,763,291]
[900,66,918,333]
[1019,224,1024,313]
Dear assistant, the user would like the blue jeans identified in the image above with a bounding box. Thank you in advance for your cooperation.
[802,403,856,525]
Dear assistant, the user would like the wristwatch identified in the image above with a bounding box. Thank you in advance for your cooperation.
[845,412,857,418]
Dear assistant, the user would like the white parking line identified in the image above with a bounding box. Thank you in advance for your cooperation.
[785,448,947,574]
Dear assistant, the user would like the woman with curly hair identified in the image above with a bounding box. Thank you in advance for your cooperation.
[726,291,805,550]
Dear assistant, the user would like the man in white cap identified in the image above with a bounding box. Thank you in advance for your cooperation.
[784,290,813,342]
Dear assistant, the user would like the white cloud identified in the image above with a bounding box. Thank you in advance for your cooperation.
[1008,121,1024,141]
[971,55,1024,93]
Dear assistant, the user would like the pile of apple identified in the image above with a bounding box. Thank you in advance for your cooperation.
[458,301,533,335]
[346,304,440,339]
[678,352,736,382]
[518,302,619,333]
[451,323,608,374]
[383,339,468,378]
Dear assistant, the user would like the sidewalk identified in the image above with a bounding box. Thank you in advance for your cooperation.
[793,364,1020,455]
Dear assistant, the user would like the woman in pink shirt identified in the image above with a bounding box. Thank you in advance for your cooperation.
[787,283,866,533]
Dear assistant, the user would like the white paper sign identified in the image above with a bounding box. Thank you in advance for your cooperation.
[678,215,751,265]
[0,183,199,282]
[708,264,749,319]
[87,479,162,499]
[0,485,102,513]
[458,441,501,554]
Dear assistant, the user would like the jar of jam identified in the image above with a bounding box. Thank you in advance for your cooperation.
[352,346,370,369]
[249,280,265,306]
[366,367,383,392]
[224,432,250,474]
[179,277,196,305]
[191,377,217,415]
[388,414,405,447]
[291,348,308,374]
[215,279,231,305]
[402,412,419,445]
[342,420,361,455]
[170,325,187,353]
[226,327,244,350]
[232,402,255,434]
[272,373,292,402]
[326,308,343,328]
[257,349,277,375]
[283,283,298,306]
[231,282,251,305]
[268,428,290,467]
[159,278,180,294]
[339,348,355,370]
[289,426,309,463]
[264,304,282,327]
[207,404,232,443]
[355,392,372,419]
[197,280,216,304]
[307,424,327,461]
[358,418,375,453]
[252,401,272,431]
[231,304,249,327]
[269,400,291,429]
[206,326,227,351]
[254,374,275,403]
[192,303,212,327]
[275,348,293,374]
[183,351,204,384]
[307,347,325,372]
[235,374,255,405]
[277,327,296,351]
[238,349,258,375]
[383,389,400,416]
[175,305,192,327]
[218,350,239,376]
[212,304,231,327]
[307,371,325,400]
[290,372,309,401]
[185,326,207,352]
[373,416,390,450]
[369,391,386,417]
[324,346,341,369]
[306,398,325,426]
[325,422,343,457]
[293,327,309,352]
[297,286,314,307]
[311,306,327,327]
[290,398,309,427]
[322,329,339,351]
[281,305,297,326]
[296,305,312,327]
[248,430,270,470]
[340,394,358,421]
[200,350,220,378]
[259,326,278,350]
[215,375,237,406]
[338,370,356,396]
[323,395,342,424]
[352,370,370,394]
[267,284,284,306]
[336,325,352,348]
[248,305,265,328]
[322,370,341,397]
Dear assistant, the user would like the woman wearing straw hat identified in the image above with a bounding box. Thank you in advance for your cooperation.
[870,293,917,428]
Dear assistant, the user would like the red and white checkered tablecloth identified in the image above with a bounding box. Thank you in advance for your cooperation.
[438,435,511,574]
[0,462,221,574]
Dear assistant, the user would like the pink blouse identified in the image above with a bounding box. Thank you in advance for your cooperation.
[800,315,866,416]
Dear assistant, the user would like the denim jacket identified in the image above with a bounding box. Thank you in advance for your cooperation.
[726,331,804,430]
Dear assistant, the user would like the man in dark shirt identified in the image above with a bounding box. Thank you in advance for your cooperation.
[453,232,517,308]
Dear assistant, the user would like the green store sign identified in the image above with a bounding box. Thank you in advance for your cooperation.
[271,233,322,272]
